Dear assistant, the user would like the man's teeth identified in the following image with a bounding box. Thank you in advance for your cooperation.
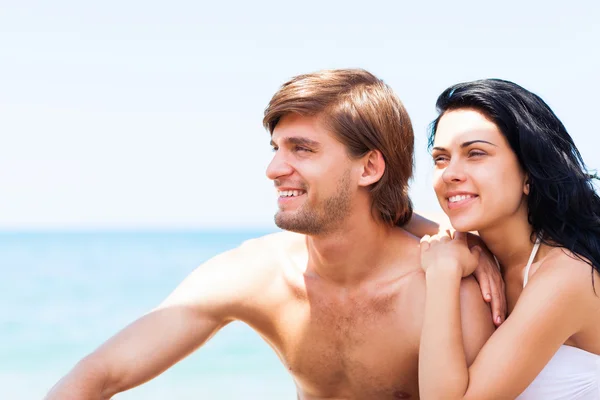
[278,190,304,197]
[448,194,475,203]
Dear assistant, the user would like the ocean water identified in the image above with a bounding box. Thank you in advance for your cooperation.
[0,231,297,399]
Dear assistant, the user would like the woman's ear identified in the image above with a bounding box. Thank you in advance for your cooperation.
[523,175,530,195]
[358,150,385,187]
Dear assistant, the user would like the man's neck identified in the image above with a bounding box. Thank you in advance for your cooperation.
[303,215,401,286]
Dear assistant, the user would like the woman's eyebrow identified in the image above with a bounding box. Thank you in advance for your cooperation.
[431,140,496,152]
[460,139,497,148]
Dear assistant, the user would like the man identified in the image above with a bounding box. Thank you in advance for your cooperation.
[45,69,502,399]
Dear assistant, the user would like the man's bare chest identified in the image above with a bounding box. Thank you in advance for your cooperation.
[259,285,422,399]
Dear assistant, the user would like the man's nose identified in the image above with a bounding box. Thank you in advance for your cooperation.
[266,151,293,181]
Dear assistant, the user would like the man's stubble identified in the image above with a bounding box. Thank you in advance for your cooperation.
[274,169,353,235]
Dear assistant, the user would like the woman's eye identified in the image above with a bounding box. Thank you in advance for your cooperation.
[433,155,449,164]
[468,150,486,157]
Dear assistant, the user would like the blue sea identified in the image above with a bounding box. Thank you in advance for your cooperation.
[1,231,297,399]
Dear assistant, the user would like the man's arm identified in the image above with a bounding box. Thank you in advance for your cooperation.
[45,241,273,400]
[45,306,225,399]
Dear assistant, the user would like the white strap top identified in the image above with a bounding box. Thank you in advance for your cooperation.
[517,237,600,399]
[522,236,542,287]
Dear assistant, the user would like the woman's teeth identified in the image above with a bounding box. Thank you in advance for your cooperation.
[448,194,475,203]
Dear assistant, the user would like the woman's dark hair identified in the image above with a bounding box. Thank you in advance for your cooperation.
[429,79,600,289]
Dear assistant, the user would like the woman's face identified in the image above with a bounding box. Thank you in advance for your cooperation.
[431,108,529,232]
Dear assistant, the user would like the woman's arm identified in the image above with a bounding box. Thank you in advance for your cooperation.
[419,235,589,400]
[408,218,506,326]
[403,212,453,238]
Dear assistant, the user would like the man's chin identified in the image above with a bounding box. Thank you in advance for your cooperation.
[274,217,305,233]
[274,212,322,235]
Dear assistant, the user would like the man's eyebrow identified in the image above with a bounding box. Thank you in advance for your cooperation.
[270,136,321,148]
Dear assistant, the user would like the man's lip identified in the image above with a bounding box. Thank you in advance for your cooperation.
[276,187,305,191]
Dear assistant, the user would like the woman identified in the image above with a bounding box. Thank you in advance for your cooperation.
[419,79,600,399]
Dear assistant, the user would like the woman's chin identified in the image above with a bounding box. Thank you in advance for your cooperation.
[448,216,479,233]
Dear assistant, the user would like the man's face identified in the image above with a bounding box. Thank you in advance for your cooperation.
[266,114,356,235]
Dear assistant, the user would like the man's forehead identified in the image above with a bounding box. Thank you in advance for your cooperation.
[271,114,330,143]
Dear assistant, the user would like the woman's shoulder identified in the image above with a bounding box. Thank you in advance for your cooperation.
[529,246,599,301]
[504,248,597,342]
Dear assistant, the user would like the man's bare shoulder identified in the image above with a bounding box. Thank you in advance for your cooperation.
[404,271,488,312]
[384,229,427,305]
[157,230,307,314]
[233,230,307,271]
[205,230,306,280]
[240,230,306,251]
[389,228,488,314]
[390,227,423,275]
[206,230,301,264]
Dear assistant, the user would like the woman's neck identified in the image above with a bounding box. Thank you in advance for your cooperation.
[478,213,537,275]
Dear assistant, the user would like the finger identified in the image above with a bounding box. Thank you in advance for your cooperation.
[471,245,483,259]
[420,235,431,252]
[474,269,492,303]
[439,235,451,243]
[492,277,507,326]
[428,234,442,246]
[490,283,505,326]
[433,231,451,242]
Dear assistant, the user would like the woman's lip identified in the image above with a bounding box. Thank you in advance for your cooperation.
[447,195,478,210]
[446,191,478,198]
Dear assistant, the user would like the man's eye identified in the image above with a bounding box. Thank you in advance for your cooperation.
[271,147,278,152]
[294,146,311,152]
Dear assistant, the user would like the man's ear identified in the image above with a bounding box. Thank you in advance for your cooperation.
[358,150,385,187]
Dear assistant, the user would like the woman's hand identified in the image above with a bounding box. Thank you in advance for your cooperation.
[420,231,482,277]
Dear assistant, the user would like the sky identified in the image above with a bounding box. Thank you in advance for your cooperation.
[1,0,598,230]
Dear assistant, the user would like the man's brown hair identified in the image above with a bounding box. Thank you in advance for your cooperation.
[263,69,414,226]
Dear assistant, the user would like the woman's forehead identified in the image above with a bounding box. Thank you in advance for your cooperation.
[435,109,503,146]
